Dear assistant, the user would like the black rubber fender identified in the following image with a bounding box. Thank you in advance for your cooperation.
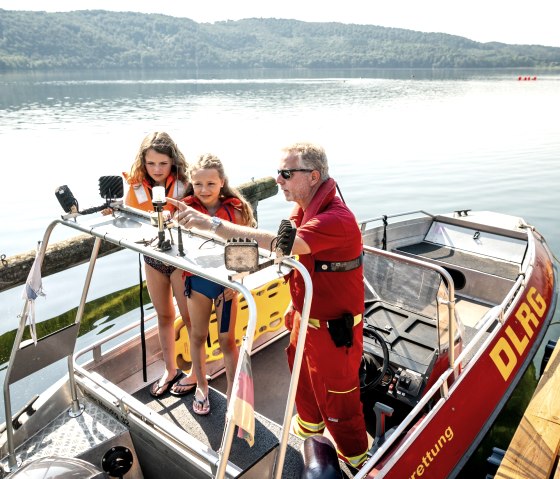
[301,435,344,479]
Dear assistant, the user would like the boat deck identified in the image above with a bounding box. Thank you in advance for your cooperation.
[4,337,306,478]
[133,383,304,477]
[132,334,304,477]
[6,396,128,466]
[495,340,560,479]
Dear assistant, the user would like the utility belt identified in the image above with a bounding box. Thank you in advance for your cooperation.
[308,313,362,348]
[314,253,363,272]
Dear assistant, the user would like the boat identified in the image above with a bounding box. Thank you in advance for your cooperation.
[1,179,557,479]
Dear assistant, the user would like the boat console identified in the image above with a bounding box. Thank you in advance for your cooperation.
[362,301,438,407]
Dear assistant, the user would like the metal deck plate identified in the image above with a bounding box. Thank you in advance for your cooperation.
[13,397,127,465]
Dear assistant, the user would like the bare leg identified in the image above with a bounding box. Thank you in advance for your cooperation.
[216,292,239,402]
[170,269,198,392]
[145,264,178,392]
[186,290,213,411]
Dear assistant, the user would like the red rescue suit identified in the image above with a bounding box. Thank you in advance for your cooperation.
[285,178,368,467]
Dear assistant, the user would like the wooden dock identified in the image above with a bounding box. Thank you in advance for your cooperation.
[495,339,560,479]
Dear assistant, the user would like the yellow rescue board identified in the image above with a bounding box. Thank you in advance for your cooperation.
[174,278,291,370]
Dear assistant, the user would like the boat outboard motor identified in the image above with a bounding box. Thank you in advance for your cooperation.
[301,435,344,479]
[8,456,107,478]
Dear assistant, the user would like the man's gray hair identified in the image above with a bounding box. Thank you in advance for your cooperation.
[282,142,330,181]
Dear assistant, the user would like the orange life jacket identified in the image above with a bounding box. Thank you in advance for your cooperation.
[123,173,187,213]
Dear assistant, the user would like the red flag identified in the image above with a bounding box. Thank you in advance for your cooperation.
[232,350,255,446]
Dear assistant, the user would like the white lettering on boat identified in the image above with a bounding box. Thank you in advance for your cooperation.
[409,426,454,478]
[489,286,546,381]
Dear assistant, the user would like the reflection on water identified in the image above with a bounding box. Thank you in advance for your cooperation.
[1,69,559,471]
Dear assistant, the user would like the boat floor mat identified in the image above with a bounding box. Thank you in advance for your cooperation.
[133,384,304,477]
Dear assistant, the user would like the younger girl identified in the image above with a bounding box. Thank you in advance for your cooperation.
[170,153,256,415]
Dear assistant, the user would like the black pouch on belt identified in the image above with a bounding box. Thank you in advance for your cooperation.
[326,313,354,348]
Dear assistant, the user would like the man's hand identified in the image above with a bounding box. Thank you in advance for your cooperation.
[167,198,211,231]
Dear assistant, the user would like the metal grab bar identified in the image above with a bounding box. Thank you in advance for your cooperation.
[362,244,457,369]
[55,209,310,478]
[273,258,312,479]
[3,220,61,470]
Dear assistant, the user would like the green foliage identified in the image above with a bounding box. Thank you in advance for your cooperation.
[0,282,151,364]
[0,10,559,71]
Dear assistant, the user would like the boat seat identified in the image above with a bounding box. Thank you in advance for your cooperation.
[395,242,517,305]
[8,456,105,479]
[396,242,519,280]
[301,436,344,479]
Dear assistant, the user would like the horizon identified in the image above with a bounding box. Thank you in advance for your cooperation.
[1,0,559,48]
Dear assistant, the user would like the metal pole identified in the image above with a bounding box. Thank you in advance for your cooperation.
[68,237,102,417]
[215,283,257,479]
[2,220,60,471]
[273,259,313,479]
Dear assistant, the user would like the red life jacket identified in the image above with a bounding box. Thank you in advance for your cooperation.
[182,195,244,278]
[183,195,243,222]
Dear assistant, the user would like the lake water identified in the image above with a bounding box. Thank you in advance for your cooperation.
[1,68,559,472]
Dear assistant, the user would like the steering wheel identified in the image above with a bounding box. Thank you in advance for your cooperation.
[359,327,390,393]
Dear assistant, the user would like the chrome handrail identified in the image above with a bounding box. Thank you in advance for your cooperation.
[2,220,61,470]
[273,257,312,479]
[359,210,434,233]
[362,245,457,368]
[54,210,309,478]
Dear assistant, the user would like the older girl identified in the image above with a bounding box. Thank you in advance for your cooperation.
[124,131,191,398]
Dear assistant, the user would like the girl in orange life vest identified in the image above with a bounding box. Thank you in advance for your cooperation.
[125,132,191,398]
[169,153,256,415]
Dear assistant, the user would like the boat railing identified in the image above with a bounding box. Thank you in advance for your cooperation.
[2,218,86,471]
[354,229,537,478]
[362,244,457,369]
[2,208,313,478]
[359,210,435,233]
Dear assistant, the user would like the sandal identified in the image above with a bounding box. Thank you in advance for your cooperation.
[193,389,210,415]
[170,378,197,397]
[149,369,183,398]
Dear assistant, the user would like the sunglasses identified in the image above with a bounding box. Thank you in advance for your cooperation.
[277,168,313,180]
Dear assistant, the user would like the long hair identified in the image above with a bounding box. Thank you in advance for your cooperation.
[127,132,188,185]
[187,153,257,227]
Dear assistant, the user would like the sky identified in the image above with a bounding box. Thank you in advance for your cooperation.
[2,0,559,48]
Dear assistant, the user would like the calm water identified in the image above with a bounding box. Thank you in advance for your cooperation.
[1,68,559,471]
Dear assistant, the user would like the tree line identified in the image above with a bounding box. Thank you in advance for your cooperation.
[1,9,559,71]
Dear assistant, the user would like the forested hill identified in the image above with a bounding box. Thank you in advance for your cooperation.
[1,9,559,71]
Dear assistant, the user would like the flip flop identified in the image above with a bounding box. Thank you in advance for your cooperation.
[193,390,210,415]
[149,369,183,398]
[170,378,197,397]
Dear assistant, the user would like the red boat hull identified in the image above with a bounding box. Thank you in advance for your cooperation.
[367,234,557,478]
